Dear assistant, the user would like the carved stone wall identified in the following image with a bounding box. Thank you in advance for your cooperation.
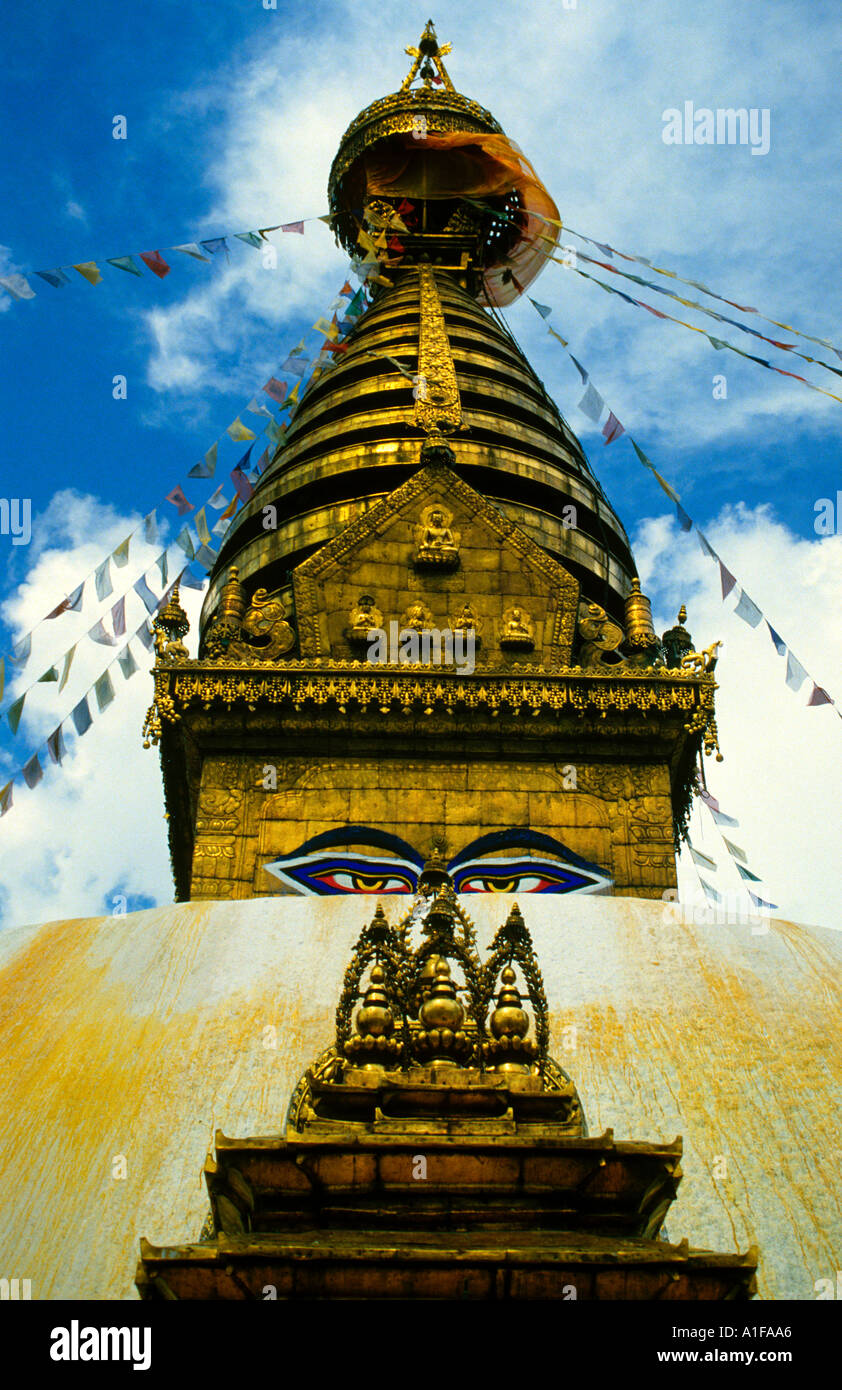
[189,752,676,900]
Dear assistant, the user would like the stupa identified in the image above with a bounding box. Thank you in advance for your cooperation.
[1,23,839,1305]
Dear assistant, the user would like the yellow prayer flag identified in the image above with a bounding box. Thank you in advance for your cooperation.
[312,316,339,339]
[74,262,103,285]
[220,496,238,521]
[226,417,257,442]
[195,507,212,547]
[287,382,300,405]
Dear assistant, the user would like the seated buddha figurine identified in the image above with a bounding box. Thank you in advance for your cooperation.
[451,601,482,649]
[414,505,460,570]
[499,604,535,652]
[348,594,383,644]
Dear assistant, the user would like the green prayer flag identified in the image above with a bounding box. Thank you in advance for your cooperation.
[6,693,25,734]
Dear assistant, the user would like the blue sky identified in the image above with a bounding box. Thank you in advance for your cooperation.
[0,0,840,928]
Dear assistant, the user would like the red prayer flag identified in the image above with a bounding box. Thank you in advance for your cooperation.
[140,250,171,279]
[166,485,193,515]
[262,377,288,403]
[807,684,833,707]
[602,411,625,445]
[282,222,304,234]
[340,281,353,295]
[719,562,737,600]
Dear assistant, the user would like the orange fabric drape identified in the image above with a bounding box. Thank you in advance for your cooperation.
[363,131,560,305]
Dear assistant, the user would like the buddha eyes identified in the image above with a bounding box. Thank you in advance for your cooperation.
[267,851,606,895]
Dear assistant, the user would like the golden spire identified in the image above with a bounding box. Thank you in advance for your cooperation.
[401,20,455,92]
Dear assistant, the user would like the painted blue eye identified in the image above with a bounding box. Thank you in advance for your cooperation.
[265,853,419,895]
[451,857,611,894]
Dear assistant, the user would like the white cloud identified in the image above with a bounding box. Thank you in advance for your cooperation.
[0,494,203,928]
[633,504,842,931]
[64,199,87,225]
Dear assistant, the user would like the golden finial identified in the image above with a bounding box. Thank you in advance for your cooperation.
[623,577,659,662]
[219,566,248,625]
[153,583,190,660]
[678,604,687,624]
[401,20,455,93]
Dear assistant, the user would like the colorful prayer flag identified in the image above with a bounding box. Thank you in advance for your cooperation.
[172,243,210,261]
[0,273,36,300]
[107,255,143,277]
[74,262,103,285]
[263,377,288,403]
[71,696,92,736]
[719,562,737,600]
[95,558,113,601]
[733,590,763,628]
[112,595,126,637]
[785,651,808,691]
[568,355,588,385]
[699,879,723,904]
[22,754,43,790]
[35,268,71,288]
[281,355,309,377]
[6,694,25,734]
[174,526,196,559]
[696,530,718,561]
[710,807,739,828]
[722,837,747,864]
[749,892,778,911]
[200,238,229,257]
[135,621,155,652]
[140,250,171,279]
[602,411,625,445]
[117,645,138,680]
[265,419,285,444]
[89,618,116,646]
[231,466,255,503]
[282,222,304,234]
[807,683,833,707]
[529,298,552,319]
[207,486,228,510]
[134,576,160,614]
[58,646,76,692]
[0,781,13,817]
[226,417,257,442]
[94,669,115,712]
[166,485,193,515]
[144,511,158,544]
[38,665,58,683]
[195,507,212,547]
[578,384,604,423]
[47,726,66,765]
[689,846,717,872]
[178,568,206,591]
[766,621,786,656]
[194,544,219,570]
[112,537,131,567]
[735,862,762,883]
[9,634,31,668]
[235,232,263,249]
